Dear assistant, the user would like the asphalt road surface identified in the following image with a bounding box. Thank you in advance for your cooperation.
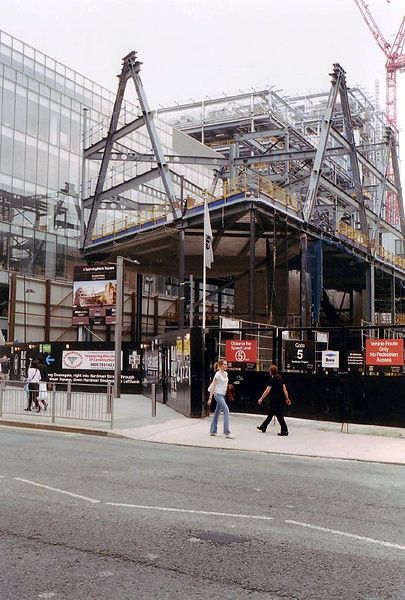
[1,428,404,600]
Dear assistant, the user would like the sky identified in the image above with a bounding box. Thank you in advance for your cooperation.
[1,0,404,176]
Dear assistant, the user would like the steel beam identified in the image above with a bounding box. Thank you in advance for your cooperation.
[302,64,343,223]
[84,60,129,246]
[126,53,178,219]
[83,116,145,158]
[82,167,161,209]
[338,71,369,237]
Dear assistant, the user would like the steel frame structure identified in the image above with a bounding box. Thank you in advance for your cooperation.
[81,54,405,329]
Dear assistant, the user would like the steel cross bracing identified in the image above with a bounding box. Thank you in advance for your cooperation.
[83,51,180,247]
[83,58,404,267]
[158,65,403,239]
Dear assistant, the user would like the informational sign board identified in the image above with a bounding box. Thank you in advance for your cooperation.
[321,350,340,369]
[62,350,116,371]
[284,340,315,372]
[2,342,142,392]
[144,349,159,383]
[225,339,257,365]
[73,265,117,326]
[220,316,241,330]
[347,351,364,373]
[365,338,404,366]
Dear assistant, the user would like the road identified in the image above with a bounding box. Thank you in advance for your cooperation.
[1,428,404,599]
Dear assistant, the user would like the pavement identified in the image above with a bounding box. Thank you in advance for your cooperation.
[1,394,405,465]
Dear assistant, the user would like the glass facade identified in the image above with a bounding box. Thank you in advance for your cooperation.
[0,30,114,278]
[0,29,216,279]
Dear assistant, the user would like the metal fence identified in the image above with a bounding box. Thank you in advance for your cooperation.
[0,381,114,428]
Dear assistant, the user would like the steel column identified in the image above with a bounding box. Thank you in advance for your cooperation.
[249,208,256,322]
[114,256,124,399]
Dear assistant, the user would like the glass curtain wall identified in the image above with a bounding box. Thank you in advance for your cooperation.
[0,30,118,279]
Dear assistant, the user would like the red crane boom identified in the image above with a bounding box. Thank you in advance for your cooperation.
[354,0,405,225]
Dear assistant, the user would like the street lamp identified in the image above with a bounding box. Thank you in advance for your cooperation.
[114,256,140,399]
[23,275,35,343]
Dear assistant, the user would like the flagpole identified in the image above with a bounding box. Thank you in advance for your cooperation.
[202,200,207,331]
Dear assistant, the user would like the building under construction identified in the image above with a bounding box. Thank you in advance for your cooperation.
[82,53,405,336]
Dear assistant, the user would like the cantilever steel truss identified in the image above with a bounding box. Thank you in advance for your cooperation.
[81,54,405,327]
[82,57,404,256]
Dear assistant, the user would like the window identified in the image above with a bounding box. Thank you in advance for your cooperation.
[38,97,49,141]
[27,91,39,137]
[15,85,27,132]
[13,131,26,180]
[0,126,13,175]
[2,79,15,127]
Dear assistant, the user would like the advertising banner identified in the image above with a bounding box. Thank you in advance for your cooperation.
[365,338,404,366]
[73,265,117,326]
[62,350,116,371]
[225,339,257,365]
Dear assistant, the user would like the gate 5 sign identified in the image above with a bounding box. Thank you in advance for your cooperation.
[284,340,315,372]
[225,340,257,364]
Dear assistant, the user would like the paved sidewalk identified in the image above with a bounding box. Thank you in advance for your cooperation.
[1,394,404,465]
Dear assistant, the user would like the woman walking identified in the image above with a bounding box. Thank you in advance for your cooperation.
[257,364,291,436]
[25,359,41,412]
[208,358,235,439]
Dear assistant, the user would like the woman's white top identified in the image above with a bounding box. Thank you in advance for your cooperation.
[27,367,41,382]
[213,370,228,396]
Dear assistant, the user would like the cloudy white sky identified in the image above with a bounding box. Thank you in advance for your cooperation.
[1,0,404,175]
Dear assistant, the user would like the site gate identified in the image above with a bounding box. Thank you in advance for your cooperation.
[204,323,405,428]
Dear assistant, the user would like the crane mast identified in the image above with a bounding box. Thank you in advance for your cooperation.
[354,0,405,226]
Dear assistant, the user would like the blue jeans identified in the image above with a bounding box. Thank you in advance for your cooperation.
[210,393,231,435]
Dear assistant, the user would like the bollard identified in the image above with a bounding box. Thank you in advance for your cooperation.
[67,381,72,411]
[110,391,114,429]
[151,383,156,417]
[107,383,112,414]
[51,384,56,424]
[0,380,4,417]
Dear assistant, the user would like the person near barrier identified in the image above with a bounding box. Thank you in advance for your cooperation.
[25,359,41,412]
[37,356,49,411]
[0,355,9,380]
[256,364,291,436]
[207,358,235,439]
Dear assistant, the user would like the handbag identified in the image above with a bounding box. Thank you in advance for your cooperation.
[226,383,235,402]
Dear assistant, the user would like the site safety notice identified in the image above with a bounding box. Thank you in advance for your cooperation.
[365,338,404,366]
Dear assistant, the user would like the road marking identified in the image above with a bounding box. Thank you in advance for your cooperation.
[105,502,274,522]
[14,478,101,504]
[285,519,405,551]
[10,477,404,552]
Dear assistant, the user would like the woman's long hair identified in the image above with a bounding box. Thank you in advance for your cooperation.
[214,358,227,371]
[269,364,281,380]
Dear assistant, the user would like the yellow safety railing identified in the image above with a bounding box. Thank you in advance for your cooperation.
[90,174,306,242]
[337,222,405,272]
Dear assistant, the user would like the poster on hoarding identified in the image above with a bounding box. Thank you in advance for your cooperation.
[72,265,117,326]
[62,350,117,370]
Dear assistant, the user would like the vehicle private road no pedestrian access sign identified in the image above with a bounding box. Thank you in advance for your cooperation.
[365,338,404,367]
[225,339,257,366]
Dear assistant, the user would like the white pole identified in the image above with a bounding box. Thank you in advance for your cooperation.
[202,241,207,330]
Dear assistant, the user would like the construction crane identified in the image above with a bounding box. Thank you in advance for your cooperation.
[354,0,405,129]
[354,0,405,225]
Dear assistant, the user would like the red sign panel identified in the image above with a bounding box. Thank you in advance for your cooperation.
[225,340,257,363]
[365,338,404,366]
